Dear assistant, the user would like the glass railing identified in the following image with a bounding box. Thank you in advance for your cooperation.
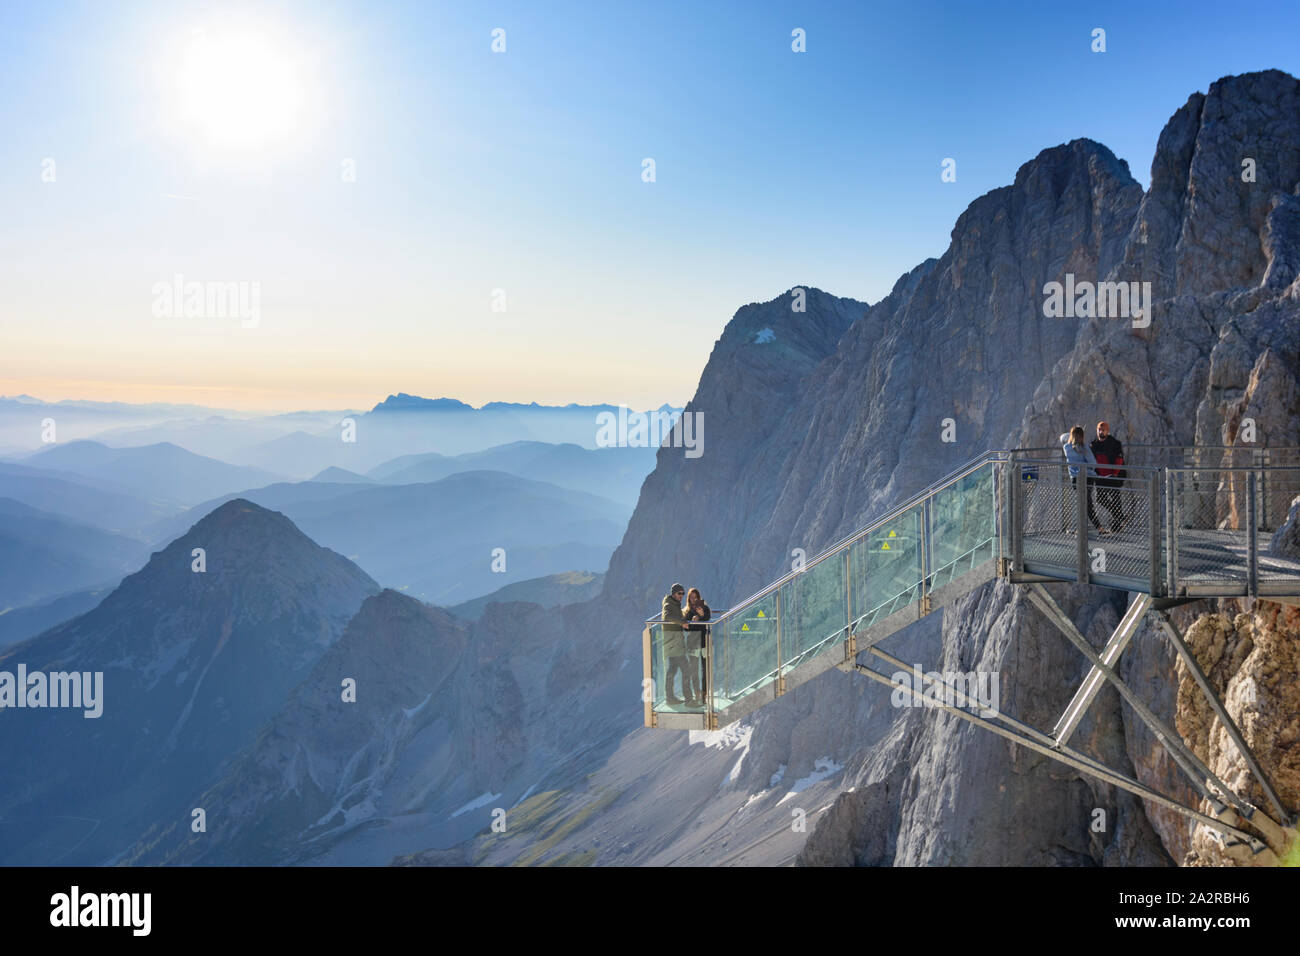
[645,454,1004,727]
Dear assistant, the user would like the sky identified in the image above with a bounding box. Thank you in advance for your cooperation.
[1,0,1298,412]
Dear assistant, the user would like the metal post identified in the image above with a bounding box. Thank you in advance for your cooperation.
[1149,470,1161,596]
[844,549,855,664]
[1011,458,1024,572]
[1247,471,1259,597]
[1076,467,1089,583]
[642,625,656,728]
[920,495,933,615]
[1261,448,1271,529]
[1166,469,1180,597]
[774,588,784,696]
[705,622,716,729]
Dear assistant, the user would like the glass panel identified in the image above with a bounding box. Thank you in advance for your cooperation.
[654,616,707,713]
[779,549,847,676]
[930,464,996,589]
[715,591,779,707]
[648,622,667,709]
[850,505,923,629]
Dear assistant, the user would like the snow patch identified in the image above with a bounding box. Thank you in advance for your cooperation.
[685,723,754,789]
[688,723,751,750]
[450,791,502,819]
[402,692,432,719]
[778,757,843,804]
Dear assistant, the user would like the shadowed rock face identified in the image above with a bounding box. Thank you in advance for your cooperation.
[124,584,642,865]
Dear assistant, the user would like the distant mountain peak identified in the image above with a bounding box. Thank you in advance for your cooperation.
[370,393,474,412]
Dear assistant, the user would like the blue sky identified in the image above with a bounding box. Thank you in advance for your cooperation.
[1,0,1297,410]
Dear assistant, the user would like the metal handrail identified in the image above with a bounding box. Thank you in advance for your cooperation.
[642,613,730,625]
[651,448,1300,627]
[713,451,1006,625]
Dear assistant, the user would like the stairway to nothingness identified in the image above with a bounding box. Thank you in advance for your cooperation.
[642,445,1300,861]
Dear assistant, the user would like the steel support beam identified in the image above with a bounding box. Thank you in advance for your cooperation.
[1051,593,1150,747]
[867,646,1122,784]
[1155,610,1292,826]
[852,659,1262,851]
[1025,584,1256,819]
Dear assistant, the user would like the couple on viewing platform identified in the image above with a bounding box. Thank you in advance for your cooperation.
[1060,421,1127,535]
[661,583,711,706]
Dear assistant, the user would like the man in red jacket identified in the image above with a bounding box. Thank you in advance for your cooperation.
[1090,421,1126,533]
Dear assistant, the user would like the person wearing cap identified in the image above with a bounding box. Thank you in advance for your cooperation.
[661,583,691,706]
[1090,421,1127,533]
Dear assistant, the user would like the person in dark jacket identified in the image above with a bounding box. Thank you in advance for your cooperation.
[1090,420,1126,533]
[661,584,689,705]
[683,587,711,707]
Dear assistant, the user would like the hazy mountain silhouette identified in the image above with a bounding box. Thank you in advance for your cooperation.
[22,441,284,507]
[0,461,178,535]
[0,499,379,865]
[0,585,108,649]
[0,498,148,611]
[447,570,604,621]
[369,440,656,507]
[147,471,628,605]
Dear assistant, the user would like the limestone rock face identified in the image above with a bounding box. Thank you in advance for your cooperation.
[1174,606,1300,865]
[1270,497,1300,559]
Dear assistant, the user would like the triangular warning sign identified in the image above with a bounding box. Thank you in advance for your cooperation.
[741,623,750,631]
[882,542,891,550]
[888,530,897,537]
[757,610,766,618]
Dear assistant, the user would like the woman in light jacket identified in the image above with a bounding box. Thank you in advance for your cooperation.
[1060,425,1103,533]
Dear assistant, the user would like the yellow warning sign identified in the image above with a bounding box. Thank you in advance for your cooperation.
[741,623,750,631]
[757,610,766,618]
[882,542,891,551]
[888,530,897,537]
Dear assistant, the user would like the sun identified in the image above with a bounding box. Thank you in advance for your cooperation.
[173,27,305,152]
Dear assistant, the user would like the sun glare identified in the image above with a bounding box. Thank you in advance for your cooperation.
[172,27,306,153]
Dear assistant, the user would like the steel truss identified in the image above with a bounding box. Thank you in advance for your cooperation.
[851,581,1296,859]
